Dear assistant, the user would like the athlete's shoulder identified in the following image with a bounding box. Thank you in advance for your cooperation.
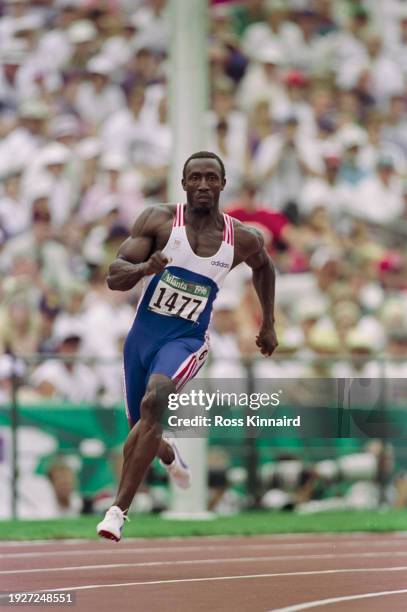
[142,203,176,220]
[229,216,264,253]
[131,203,175,235]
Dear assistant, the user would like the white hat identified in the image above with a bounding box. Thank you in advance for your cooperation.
[308,324,341,351]
[358,284,384,312]
[13,15,41,33]
[301,183,330,214]
[1,39,28,65]
[101,37,134,68]
[294,297,326,321]
[310,247,341,270]
[39,143,71,166]
[67,20,97,44]
[29,177,53,202]
[87,55,114,76]
[19,99,48,119]
[277,327,304,350]
[345,328,375,351]
[213,290,238,312]
[254,42,283,65]
[380,298,407,327]
[0,159,25,179]
[76,137,101,160]
[98,194,120,216]
[49,114,81,139]
[337,124,368,148]
[321,140,342,160]
[100,152,127,171]
[53,320,84,344]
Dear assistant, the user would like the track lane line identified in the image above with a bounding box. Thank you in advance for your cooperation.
[1,565,407,598]
[2,538,406,559]
[3,551,407,575]
[2,532,407,547]
[271,588,407,611]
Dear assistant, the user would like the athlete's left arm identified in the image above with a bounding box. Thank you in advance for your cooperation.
[240,229,278,357]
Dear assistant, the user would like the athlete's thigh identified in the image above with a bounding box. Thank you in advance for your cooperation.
[148,336,209,391]
[139,372,176,422]
[123,337,148,426]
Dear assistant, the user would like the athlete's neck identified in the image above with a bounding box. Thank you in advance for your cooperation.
[184,205,222,230]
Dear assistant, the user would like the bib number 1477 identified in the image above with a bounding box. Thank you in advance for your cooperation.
[147,270,210,322]
[152,288,202,320]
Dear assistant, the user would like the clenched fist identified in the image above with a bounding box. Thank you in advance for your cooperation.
[256,325,278,357]
[143,251,171,275]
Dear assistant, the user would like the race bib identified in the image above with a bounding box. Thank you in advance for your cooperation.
[148,270,211,322]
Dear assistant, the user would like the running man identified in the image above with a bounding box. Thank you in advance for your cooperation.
[97,151,278,540]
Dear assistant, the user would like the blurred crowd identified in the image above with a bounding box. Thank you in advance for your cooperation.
[0,0,407,406]
[4,436,407,518]
[257,439,407,513]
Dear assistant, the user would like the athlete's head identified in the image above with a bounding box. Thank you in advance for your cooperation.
[182,151,226,213]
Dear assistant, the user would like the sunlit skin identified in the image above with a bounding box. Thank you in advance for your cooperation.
[105,154,278,513]
[182,158,226,217]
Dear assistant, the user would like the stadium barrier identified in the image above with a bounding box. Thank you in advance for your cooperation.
[0,355,406,519]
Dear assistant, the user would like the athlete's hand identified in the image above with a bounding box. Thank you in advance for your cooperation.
[143,251,171,275]
[256,325,278,357]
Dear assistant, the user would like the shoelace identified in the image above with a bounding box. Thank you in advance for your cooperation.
[109,507,130,523]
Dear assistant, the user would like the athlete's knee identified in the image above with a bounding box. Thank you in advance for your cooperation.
[140,374,175,423]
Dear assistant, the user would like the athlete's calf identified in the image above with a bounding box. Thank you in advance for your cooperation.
[115,374,174,511]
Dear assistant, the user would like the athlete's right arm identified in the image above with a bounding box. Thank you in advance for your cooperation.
[106,207,170,291]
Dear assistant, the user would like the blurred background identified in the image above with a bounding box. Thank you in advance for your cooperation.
[0,0,406,521]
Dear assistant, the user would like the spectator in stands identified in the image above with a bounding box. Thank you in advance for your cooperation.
[0,296,39,356]
[354,156,404,224]
[382,94,407,155]
[1,199,75,292]
[30,328,99,403]
[252,115,311,212]
[227,177,294,253]
[207,290,244,379]
[238,42,286,112]
[75,56,126,129]
[0,164,27,238]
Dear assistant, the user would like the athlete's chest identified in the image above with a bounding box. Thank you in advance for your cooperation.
[156,224,224,258]
[184,226,225,258]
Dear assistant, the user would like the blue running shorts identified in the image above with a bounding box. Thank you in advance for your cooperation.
[123,335,209,425]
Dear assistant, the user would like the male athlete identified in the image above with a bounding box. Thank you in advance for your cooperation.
[97,151,277,540]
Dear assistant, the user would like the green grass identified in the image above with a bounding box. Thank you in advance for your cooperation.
[1,510,407,541]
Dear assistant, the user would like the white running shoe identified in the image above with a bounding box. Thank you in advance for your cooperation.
[97,505,128,542]
[160,438,191,490]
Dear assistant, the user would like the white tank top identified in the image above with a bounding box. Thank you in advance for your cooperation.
[161,202,235,286]
[134,203,235,335]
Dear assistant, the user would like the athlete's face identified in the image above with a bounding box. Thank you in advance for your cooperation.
[182,158,226,212]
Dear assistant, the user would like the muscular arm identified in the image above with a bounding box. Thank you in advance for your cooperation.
[235,225,278,356]
[247,245,276,330]
[107,206,171,291]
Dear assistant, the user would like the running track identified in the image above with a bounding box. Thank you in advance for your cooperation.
[1,533,407,611]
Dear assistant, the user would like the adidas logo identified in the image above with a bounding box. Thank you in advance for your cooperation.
[211,260,229,268]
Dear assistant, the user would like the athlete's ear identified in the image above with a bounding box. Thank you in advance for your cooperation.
[181,177,186,191]
[221,177,226,191]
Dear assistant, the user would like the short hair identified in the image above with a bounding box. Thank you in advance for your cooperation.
[183,151,226,180]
